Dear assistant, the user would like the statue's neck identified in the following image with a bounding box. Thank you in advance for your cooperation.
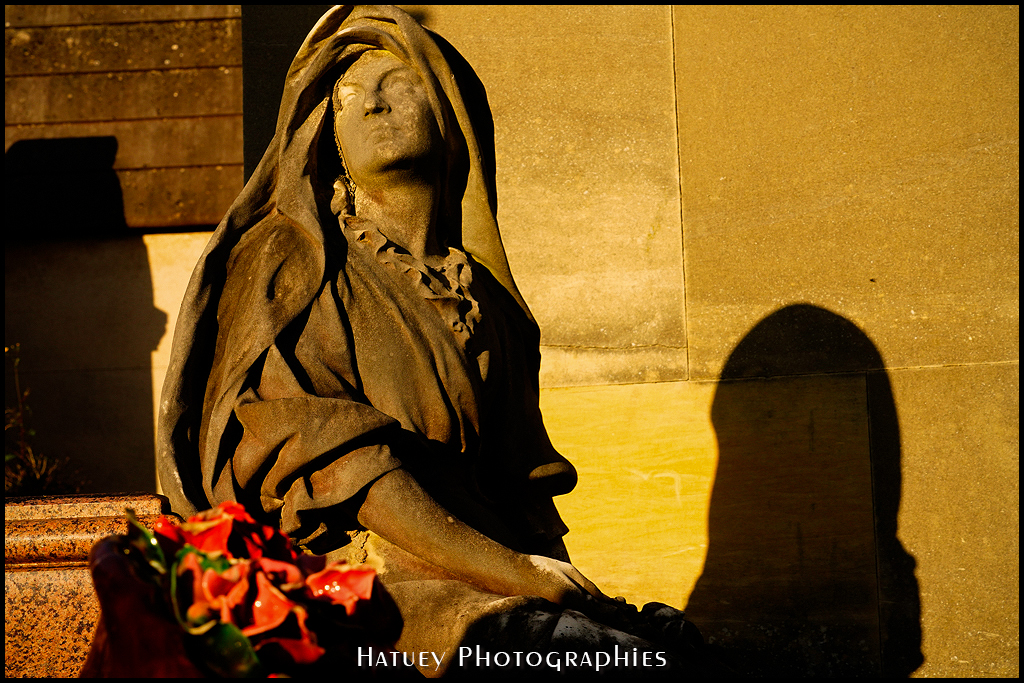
[354,176,443,261]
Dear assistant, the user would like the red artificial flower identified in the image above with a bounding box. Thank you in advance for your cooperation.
[181,501,256,556]
[179,553,252,626]
[256,557,304,588]
[179,552,210,624]
[254,606,324,665]
[243,524,298,563]
[211,501,258,525]
[128,501,390,673]
[155,501,300,563]
[243,571,295,637]
[202,562,251,625]
[183,518,233,555]
[305,564,376,616]
[243,530,267,560]
[152,515,184,545]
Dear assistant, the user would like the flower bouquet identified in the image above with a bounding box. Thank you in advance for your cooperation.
[81,502,407,678]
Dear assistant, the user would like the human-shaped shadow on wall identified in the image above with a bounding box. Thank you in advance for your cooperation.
[5,137,166,492]
[684,304,922,677]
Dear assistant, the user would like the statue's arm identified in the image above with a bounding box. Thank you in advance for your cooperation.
[357,467,610,612]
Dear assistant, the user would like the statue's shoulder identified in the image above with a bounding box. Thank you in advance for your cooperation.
[218,212,326,321]
[227,213,319,273]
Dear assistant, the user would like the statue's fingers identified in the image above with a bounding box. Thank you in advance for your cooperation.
[565,565,607,601]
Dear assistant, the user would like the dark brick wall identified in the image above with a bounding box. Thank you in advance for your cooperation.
[5,5,243,230]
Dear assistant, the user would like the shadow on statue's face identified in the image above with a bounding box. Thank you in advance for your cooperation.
[333,50,444,187]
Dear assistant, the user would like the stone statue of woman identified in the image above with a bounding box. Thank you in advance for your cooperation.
[158,6,710,675]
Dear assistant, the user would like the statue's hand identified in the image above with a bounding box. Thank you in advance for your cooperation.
[526,555,616,614]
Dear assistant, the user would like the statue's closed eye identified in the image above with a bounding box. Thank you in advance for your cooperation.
[336,84,361,108]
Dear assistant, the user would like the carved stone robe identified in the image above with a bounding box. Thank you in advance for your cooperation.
[212,214,575,558]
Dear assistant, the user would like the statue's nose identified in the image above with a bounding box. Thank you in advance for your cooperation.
[364,90,389,114]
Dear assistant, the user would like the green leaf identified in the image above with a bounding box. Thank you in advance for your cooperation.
[126,508,167,574]
[176,545,232,573]
[192,622,264,678]
[169,546,237,633]
[168,559,194,631]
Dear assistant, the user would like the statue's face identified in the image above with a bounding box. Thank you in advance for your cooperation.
[334,51,443,184]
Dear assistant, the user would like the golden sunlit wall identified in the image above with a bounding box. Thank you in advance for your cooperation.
[524,7,1017,677]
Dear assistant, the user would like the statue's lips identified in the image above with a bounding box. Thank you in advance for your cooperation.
[363,118,403,141]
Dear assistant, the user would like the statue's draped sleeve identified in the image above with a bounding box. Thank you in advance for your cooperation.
[228,343,404,541]
[196,218,401,541]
